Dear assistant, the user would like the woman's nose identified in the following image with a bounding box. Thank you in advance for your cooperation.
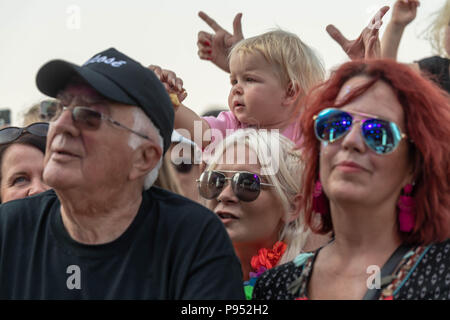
[216,182,239,203]
[340,121,367,153]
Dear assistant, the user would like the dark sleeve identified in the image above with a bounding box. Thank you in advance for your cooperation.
[253,262,300,300]
[180,211,245,300]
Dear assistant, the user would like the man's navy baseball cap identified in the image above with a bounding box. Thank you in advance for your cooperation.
[35,47,174,154]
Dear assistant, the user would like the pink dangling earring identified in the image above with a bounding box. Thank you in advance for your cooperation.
[397,184,416,232]
[313,180,329,216]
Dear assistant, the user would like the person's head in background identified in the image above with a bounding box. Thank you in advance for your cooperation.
[199,129,317,280]
[168,130,202,202]
[153,131,185,196]
[424,0,450,57]
[227,29,325,128]
[153,154,183,196]
[21,99,56,126]
[0,123,50,203]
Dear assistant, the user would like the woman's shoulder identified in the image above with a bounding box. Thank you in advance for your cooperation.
[416,238,450,269]
[252,252,316,300]
[393,239,450,300]
[417,238,450,272]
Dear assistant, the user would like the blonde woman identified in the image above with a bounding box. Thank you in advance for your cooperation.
[197,129,329,299]
[381,0,450,92]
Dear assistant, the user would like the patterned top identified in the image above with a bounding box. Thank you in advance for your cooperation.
[252,239,450,300]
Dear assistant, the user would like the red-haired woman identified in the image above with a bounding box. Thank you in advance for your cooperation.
[253,59,450,300]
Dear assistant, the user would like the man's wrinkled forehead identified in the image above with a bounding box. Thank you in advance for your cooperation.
[57,78,106,104]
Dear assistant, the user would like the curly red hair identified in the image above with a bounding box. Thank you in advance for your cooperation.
[299,59,450,245]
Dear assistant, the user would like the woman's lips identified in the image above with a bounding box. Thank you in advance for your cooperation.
[216,211,239,222]
[335,161,368,173]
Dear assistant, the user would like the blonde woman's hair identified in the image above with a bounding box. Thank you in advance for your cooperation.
[229,29,325,101]
[424,0,450,57]
[204,129,310,265]
[154,151,184,195]
[21,101,55,126]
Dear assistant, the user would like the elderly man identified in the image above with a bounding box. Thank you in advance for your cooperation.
[0,48,244,299]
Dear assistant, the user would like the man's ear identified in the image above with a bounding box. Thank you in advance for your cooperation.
[282,81,302,107]
[129,142,163,181]
[282,193,303,224]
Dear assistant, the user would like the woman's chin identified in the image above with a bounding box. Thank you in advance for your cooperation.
[326,183,369,205]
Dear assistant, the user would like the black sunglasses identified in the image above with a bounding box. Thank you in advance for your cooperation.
[42,101,150,140]
[0,122,49,145]
[197,170,276,202]
[171,147,196,174]
[173,162,194,174]
[39,100,59,121]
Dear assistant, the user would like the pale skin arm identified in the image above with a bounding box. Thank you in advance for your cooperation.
[381,0,420,60]
[148,65,212,150]
[174,104,212,150]
[197,11,244,73]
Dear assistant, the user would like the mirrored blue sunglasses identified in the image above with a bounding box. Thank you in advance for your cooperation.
[313,108,407,155]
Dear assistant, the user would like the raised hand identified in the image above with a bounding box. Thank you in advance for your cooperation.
[197,11,244,73]
[148,65,187,107]
[391,0,420,26]
[326,6,390,60]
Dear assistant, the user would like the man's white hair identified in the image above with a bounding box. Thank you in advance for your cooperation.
[128,107,164,190]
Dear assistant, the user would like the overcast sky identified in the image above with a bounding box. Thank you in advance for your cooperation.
[0,0,445,125]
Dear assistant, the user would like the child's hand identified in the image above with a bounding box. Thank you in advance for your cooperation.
[148,65,187,110]
[197,11,244,73]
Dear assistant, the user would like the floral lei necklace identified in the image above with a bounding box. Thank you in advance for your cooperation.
[244,241,287,300]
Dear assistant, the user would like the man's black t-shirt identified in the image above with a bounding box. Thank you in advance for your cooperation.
[0,188,244,299]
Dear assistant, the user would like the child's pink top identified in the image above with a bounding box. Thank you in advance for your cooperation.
[203,111,301,146]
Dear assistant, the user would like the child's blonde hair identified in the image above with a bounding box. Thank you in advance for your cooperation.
[229,29,325,100]
[424,0,450,57]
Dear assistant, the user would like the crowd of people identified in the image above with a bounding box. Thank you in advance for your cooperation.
[0,0,448,300]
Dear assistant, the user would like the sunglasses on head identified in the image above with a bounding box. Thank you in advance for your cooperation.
[197,170,275,202]
[43,101,150,140]
[313,108,407,155]
[0,122,49,145]
[171,144,197,174]
[173,161,194,174]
